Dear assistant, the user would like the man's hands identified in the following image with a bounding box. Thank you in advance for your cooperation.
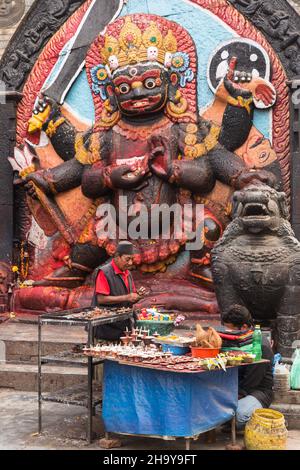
[137,286,148,296]
[127,292,140,303]
[126,287,149,304]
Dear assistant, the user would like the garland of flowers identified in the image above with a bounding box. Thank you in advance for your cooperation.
[20,241,29,282]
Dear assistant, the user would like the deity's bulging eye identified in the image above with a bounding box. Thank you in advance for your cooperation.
[144,78,157,90]
[129,68,138,77]
[119,83,131,94]
[258,152,268,163]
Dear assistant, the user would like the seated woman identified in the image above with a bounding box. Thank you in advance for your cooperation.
[221,304,274,430]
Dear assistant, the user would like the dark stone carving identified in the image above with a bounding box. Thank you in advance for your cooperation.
[229,0,300,78]
[211,184,300,357]
[0,93,22,264]
[13,183,32,241]
[289,76,300,240]
[0,0,85,91]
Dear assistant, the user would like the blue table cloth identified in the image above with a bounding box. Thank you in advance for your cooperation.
[102,361,238,437]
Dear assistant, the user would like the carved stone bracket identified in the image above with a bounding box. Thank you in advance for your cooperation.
[229,0,300,79]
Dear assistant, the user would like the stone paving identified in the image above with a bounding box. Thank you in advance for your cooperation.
[0,388,299,451]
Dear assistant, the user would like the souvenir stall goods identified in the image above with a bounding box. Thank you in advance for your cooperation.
[136,308,184,336]
[37,305,134,444]
[83,338,260,373]
[153,333,194,356]
[216,326,254,349]
[189,324,222,357]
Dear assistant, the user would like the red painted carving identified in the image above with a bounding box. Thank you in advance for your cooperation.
[13,2,290,315]
[190,0,290,199]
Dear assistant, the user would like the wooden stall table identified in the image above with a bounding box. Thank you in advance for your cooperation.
[99,359,262,450]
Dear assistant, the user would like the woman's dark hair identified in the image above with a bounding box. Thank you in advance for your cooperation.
[222,304,254,328]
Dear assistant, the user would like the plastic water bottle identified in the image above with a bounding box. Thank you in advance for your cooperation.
[252,325,262,360]
[290,347,300,390]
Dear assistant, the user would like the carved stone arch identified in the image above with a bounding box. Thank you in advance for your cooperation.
[0,0,86,91]
[229,0,300,79]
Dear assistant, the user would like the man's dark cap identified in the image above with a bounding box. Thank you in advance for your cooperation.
[116,241,134,255]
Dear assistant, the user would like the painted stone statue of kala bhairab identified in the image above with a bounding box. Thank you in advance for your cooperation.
[12,12,283,314]
[211,185,300,357]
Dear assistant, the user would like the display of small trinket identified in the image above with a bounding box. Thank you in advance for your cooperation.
[120,336,131,346]
[83,339,258,374]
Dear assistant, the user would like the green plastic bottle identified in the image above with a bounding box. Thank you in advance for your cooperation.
[252,325,262,361]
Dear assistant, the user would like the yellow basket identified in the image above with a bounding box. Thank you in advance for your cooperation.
[244,408,288,450]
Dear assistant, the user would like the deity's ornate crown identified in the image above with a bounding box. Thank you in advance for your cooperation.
[100,17,178,73]
[87,14,197,129]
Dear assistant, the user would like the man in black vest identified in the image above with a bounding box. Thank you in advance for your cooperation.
[93,241,144,341]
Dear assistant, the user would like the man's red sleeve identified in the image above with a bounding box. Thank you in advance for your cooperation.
[95,270,110,295]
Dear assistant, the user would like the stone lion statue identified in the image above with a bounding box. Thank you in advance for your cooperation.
[211,184,300,357]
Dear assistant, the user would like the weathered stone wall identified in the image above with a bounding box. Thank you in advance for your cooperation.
[0,0,35,58]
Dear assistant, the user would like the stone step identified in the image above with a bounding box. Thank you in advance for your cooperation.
[0,362,87,392]
[271,403,300,430]
[0,320,89,392]
[274,389,300,405]
[0,321,87,364]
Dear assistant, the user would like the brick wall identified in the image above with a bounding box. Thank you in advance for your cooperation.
[0,0,299,59]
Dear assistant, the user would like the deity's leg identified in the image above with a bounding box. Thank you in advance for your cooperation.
[188,211,223,290]
[34,242,107,288]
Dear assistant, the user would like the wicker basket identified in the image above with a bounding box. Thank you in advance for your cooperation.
[245,409,288,450]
